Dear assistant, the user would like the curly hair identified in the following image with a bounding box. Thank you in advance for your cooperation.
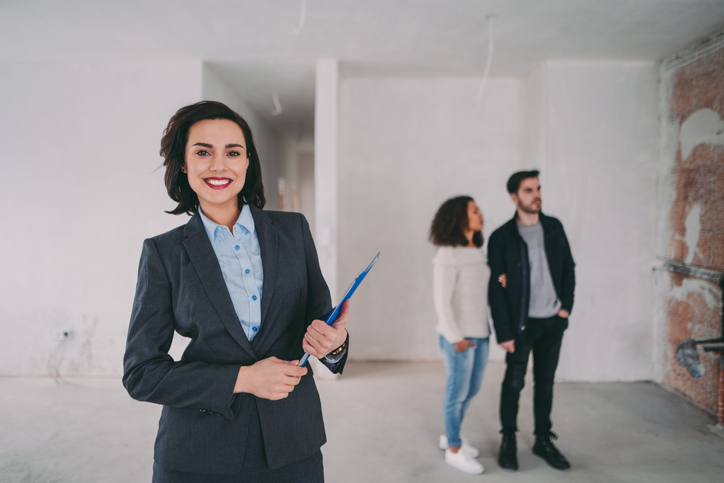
[429,196,483,248]
[160,100,265,215]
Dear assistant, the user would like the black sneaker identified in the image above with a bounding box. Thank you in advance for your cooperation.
[498,432,518,471]
[533,432,570,470]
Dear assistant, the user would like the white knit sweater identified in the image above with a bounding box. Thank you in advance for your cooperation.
[432,246,491,343]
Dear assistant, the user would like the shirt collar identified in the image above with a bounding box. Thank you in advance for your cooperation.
[198,204,255,242]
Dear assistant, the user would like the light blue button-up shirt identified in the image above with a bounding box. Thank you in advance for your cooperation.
[199,205,263,341]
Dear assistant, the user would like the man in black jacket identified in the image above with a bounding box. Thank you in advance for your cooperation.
[487,170,575,471]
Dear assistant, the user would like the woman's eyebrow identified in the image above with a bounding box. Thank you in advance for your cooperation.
[190,142,245,149]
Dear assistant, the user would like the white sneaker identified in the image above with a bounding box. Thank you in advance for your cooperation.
[445,448,484,474]
[439,434,481,458]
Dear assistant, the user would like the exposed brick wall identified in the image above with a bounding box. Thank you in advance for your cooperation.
[662,276,722,413]
[661,45,724,414]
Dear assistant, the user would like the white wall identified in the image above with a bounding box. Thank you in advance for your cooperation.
[337,77,524,361]
[526,61,659,381]
[336,65,659,382]
[0,61,203,375]
[0,60,662,382]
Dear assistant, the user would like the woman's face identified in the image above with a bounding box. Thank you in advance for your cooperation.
[467,200,484,233]
[184,118,249,216]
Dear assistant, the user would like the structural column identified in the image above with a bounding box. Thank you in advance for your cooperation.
[314,58,339,300]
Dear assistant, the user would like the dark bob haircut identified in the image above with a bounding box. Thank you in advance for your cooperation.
[506,169,540,195]
[429,196,483,248]
[161,100,265,215]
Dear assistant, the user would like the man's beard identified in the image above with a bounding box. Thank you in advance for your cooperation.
[517,199,541,214]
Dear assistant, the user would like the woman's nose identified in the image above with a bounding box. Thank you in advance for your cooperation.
[210,154,225,171]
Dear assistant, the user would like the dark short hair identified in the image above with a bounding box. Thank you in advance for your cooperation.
[160,101,265,215]
[429,196,483,248]
[506,169,540,194]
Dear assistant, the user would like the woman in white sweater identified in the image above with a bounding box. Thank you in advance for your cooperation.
[430,196,490,475]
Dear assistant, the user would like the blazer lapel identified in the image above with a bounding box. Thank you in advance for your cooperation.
[183,213,257,359]
[251,205,278,325]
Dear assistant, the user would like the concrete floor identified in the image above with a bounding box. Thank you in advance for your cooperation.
[1,361,723,482]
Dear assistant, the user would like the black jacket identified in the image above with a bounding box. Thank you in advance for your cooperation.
[487,212,575,343]
[123,206,346,474]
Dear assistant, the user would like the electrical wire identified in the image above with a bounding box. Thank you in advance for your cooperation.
[272,92,283,116]
[289,0,307,35]
[47,339,78,386]
[475,15,495,107]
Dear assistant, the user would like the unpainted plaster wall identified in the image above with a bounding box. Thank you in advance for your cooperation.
[0,61,202,375]
[0,61,287,375]
[337,77,523,362]
[337,64,660,382]
[527,61,659,382]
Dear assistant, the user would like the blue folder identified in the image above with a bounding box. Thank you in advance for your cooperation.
[298,251,380,367]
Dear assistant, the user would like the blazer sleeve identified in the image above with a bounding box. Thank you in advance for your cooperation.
[299,215,348,374]
[122,238,241,420]
[487,231,514,344]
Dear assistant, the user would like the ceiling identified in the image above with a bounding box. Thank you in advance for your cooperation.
[2,0,724,135]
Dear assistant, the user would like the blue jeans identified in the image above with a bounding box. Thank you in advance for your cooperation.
[439,335,489,448]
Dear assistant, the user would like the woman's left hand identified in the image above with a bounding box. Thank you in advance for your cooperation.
[303,300,350,358]
[498,273,507,288]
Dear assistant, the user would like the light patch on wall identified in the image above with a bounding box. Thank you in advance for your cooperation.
[680,108,724,161]
[684,203,702,265]
[669,276,722,312]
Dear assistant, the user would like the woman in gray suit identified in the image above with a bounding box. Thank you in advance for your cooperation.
[123,101,349,482]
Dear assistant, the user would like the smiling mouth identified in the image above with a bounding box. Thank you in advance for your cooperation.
[204,178,232,190]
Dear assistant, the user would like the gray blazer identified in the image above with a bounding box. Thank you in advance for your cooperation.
[123,205,347,474]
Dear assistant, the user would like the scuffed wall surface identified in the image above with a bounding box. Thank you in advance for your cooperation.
[527,61,659,382]
[0,61,203,376]
[657,36,724,414]
[338,77,523,362]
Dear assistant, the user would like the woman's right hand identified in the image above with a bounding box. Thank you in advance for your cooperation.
[233,357,308,400]
[454,339,477,353]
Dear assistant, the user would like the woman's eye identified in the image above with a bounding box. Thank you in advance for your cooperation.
[228,151,241,157]
[195,150,210,156]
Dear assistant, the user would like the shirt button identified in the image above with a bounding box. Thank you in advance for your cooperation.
[245,269,250,274]
[252,327,258,332]
[252,295,257,301]
[235,245,240,250]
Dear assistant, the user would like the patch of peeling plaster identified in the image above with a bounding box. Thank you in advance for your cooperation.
[680,108,724,161]
[668,277,721,310]
[684,204,702,265]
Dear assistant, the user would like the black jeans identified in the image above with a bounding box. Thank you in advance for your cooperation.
[500,315,567,435]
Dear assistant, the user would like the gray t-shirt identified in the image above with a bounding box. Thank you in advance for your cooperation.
[517,222,562,318]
